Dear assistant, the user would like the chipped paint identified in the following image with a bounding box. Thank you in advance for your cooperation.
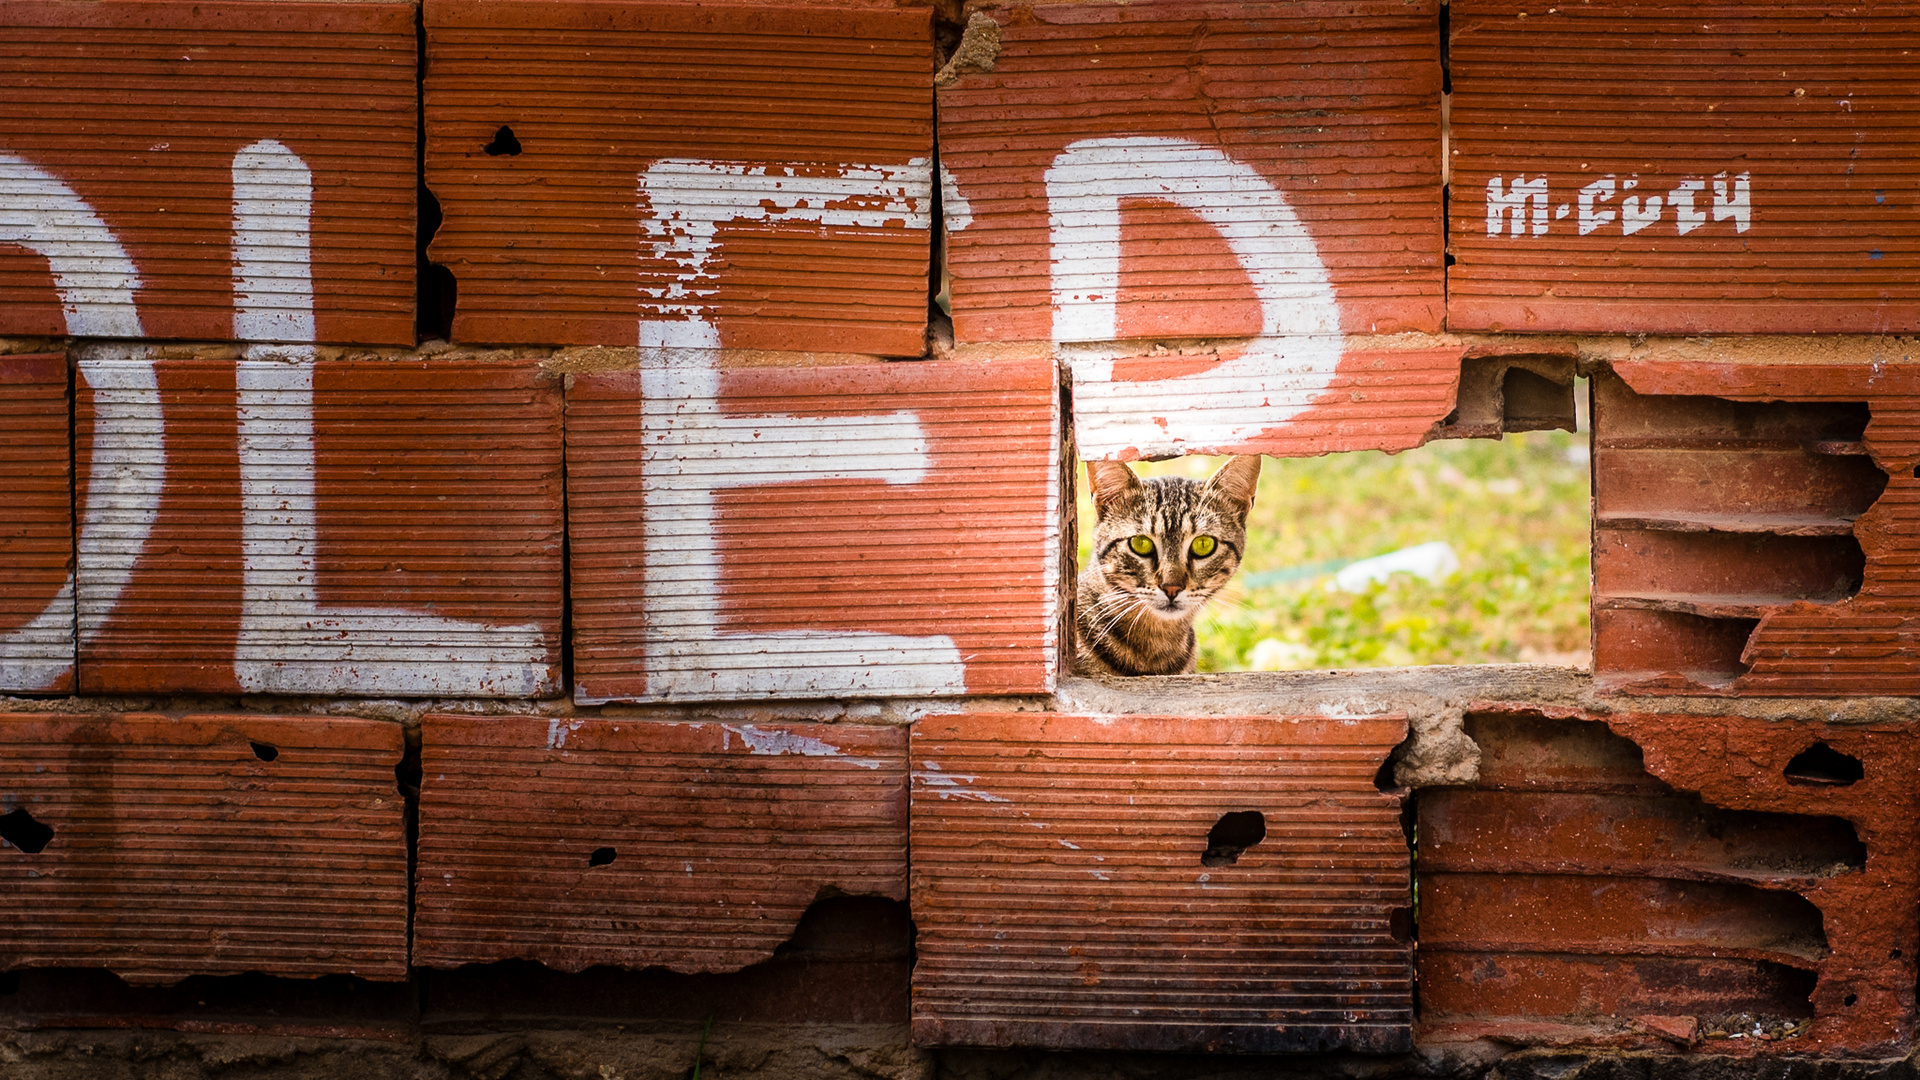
[639,158,931,349]
[912,761,1008,803]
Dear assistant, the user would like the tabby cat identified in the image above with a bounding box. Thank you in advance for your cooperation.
[1072,455,1261,676]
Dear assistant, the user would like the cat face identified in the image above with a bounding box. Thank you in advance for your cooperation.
[1083,456,1260,624]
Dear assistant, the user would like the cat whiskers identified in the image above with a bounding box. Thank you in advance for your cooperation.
[1083,592,1150,642]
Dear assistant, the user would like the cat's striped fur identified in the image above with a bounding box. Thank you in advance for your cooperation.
[1072,455,1260,676]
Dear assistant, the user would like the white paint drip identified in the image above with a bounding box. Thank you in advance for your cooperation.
[631,349,966,701]
[637,157,931,347]
[914,760,1009,802]
[1046,137,1343,457]
[227,140,549,696]
[723,724,885,769]
[0,157,155,689]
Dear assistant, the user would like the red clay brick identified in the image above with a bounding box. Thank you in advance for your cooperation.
[1449,1,1920,333]
[0,1,416,344]
[0,353,72,693]
[412,714,908,973]
[0,713,408,984]
[911,711,1411,1053]
[566,357,1058,704]
[424,0,933,351]
[75,353,563,697]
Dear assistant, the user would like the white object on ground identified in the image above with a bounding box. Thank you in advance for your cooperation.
[1331,541,1461,593]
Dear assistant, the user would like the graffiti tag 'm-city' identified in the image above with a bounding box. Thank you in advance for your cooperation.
[1487,172,1752,239]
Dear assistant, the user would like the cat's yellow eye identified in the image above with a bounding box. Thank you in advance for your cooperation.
[1128,535,1155,556]
[1190,535,1217,558]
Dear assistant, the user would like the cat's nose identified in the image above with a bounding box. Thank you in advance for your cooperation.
[1161,584,1181,600]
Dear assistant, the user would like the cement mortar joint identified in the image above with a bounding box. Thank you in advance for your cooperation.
[6,673,1914,741]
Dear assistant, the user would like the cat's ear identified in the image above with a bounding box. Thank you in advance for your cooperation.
[1085,459,1143,515]
[1206,454,1262,510]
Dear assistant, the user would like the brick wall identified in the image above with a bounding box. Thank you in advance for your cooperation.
[3,2,1919,1077]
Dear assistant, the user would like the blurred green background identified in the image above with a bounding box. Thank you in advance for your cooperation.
[1074,411,1591,672]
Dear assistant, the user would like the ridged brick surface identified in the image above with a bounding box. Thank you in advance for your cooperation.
[911,711,1411,1053]
[413,714,908,972]
[938,1,1451,459]
[0,0,417,344]
[74,353,564,696]
[939,0,1444,342]
[0,713,408,984]
[1449,1,1920,333]
[0,354,72,693]
[1593,362,1920,695]
[1421,709,1920,1055]
[566,356,1058,704]
[424,0,934,351]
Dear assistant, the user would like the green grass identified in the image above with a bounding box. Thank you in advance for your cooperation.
[1075,427,1592,672]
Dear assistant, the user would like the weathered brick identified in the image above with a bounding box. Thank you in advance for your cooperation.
[566,356,1058,704]
[0,713,409,984]
[412,714,909,973]
[0,0,417,344]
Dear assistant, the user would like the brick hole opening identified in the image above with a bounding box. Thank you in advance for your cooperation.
[1388,905,1413,943]
[1891,948,1903,959]
[0,807,54,854]
[1591,373,1885,688]
[1201,810,1265,867]
[1783,742,1864,787]
[417,185,457,341]
[588,846,617,867]
[1072,378,1590,672]
[483,125,522,157]
[1844,992,1858,1006]
[249,741,278,762]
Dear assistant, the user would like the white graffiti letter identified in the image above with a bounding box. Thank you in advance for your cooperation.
[1044,136,1343,458]
[0,154,160,690]
[633,354,966,701]
[627,157,964,701]
[229,140,548,696]
[1669,179,1707,234]
[1486,175,1549,238]
[1712,171,1752,233]
[1577,177,1618,236]
[1620,178,1664,236]
[638,158,930,348]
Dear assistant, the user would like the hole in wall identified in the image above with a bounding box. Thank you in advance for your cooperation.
[1388,905,1413,943]
[1783,742,1864,787]
[588,846,617,867]
[1201,810,1266,867]
[249,741,278,762]
[1844,992,1858,1006]
[483,125,522,157]
[0,808,54,854]
[1073,408,1592,672]
[1590,374,1886,687]
[416,185,457,341]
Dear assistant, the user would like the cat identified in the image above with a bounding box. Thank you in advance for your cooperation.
[1072,455,1261,676]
